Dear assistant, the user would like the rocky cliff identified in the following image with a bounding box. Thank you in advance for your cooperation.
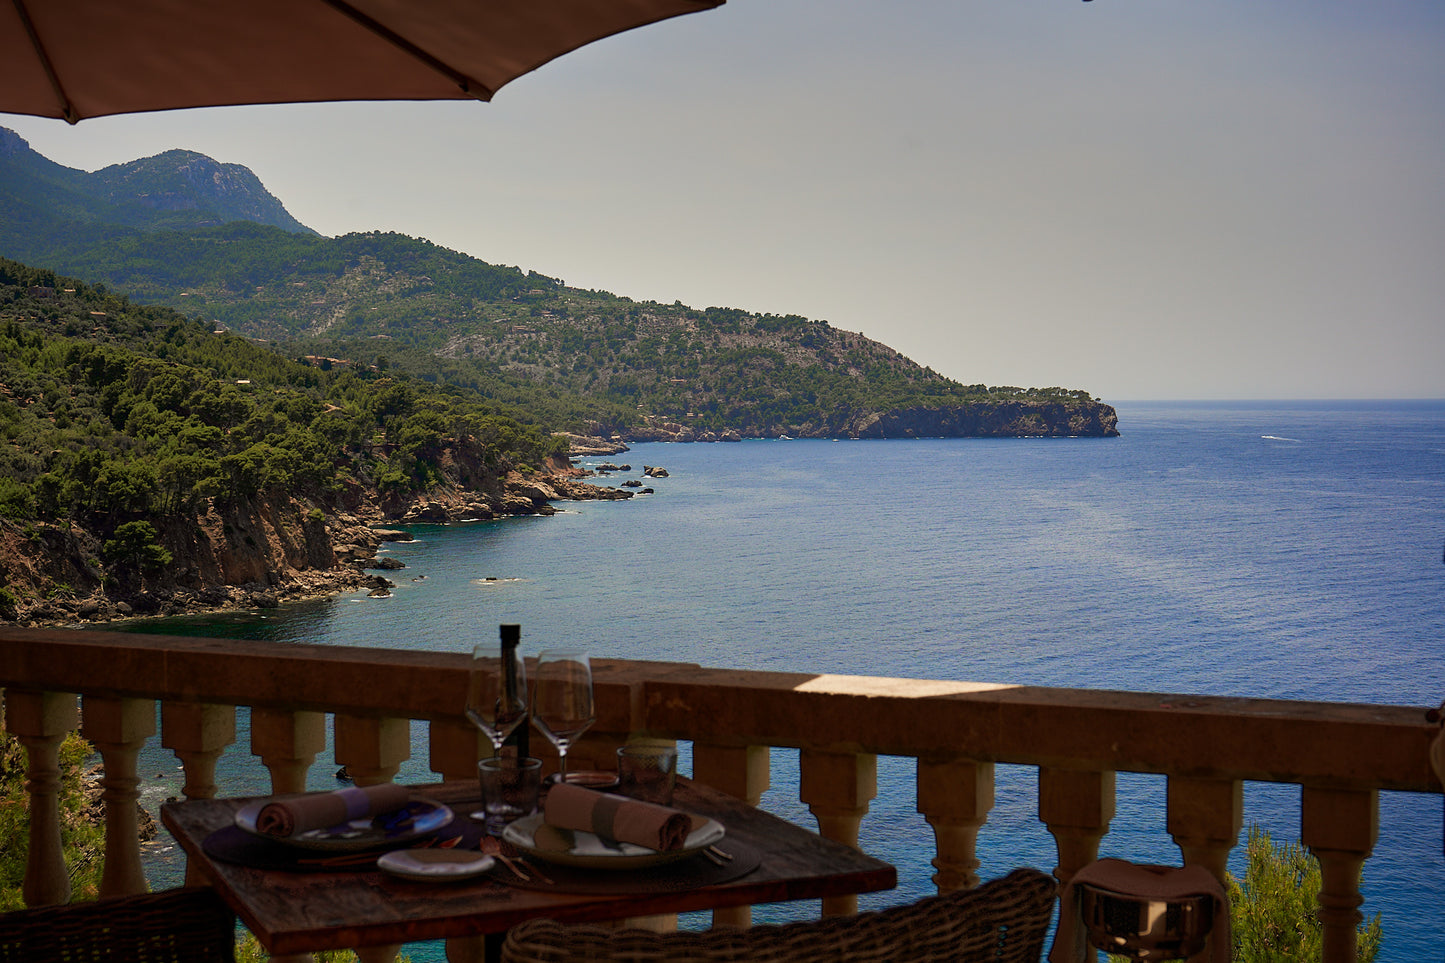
[0,461,629,627]
[845,400,1119,439]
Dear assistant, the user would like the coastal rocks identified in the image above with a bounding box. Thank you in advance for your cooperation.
[509,476,562,503]
[554,480,633,501]
[643,466,669,478]
[247,591,279,609]
[400,500,451,523]
[556,432,629,456]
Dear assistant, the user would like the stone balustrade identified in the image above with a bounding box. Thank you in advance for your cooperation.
[2,626,1439,963]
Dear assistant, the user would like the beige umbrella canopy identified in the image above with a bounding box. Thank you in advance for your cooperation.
[2,0,724,124]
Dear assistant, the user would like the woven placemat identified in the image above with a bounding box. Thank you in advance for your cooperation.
[491,840,760,895]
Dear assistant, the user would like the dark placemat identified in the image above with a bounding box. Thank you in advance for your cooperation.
[204,818,489,873]
[493,839,760,895]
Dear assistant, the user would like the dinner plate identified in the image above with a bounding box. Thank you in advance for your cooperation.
[234,797,454,852]
[501,813,725,869]
[377,849,495,881]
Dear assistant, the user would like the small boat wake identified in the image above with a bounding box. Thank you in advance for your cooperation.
[1260,434,1302,443]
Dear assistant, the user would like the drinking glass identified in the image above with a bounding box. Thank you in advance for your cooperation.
[464,639,528,756]
[616,744,678,805]
[477,756,542,835]
[531,649,595,784]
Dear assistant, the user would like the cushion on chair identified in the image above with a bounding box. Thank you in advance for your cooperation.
[0,886,237,963]
[500,867,1058,963]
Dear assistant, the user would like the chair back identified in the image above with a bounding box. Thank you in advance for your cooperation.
[0,887,236,962]
[501,867,1058,963]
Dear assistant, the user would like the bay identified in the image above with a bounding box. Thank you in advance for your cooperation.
[121,400,1445,960]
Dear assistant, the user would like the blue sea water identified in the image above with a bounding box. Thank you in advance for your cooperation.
[122,400,1445,960]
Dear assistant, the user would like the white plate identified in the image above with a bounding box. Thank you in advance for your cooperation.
[234,797,454,852]
[501,813,725,870]
[377,849,495,881]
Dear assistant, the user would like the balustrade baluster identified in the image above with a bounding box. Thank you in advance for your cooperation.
[430,718,489,781]
[694,742,770,806]
[334,714,410,785]
[161,701,236,885]
[4,689,78,907]
[800,748,877,917]
[917,757,994,892]
[161,701,237,801]
[1038,767,1115,885]
[1166,775,1241,962]
[250,708,326,793]
[444,936,486,962]
[693,741,771,928]
[80,695,155,898]
[1432,724,1445,789]
[1302,786,1378,963]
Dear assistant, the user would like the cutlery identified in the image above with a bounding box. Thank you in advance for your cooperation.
[481,836,540,883]
[500,839,555,885]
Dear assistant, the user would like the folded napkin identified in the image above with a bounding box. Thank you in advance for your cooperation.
[1049,858,1229,963]
[255,782,412,837]
[541,782,694,852]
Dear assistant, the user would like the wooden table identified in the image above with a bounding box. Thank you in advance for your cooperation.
[161,778,897,958]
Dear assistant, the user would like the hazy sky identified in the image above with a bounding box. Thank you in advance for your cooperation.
[4,0,1443,401]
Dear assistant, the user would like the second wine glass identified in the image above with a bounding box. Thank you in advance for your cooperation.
[465,639,528,756]
[531,648,595,784]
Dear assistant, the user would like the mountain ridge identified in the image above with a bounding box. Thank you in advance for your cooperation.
[0,127,1118,443]
[0,128,314,240]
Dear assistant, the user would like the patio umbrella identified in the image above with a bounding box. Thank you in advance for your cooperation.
[1,0,724,124]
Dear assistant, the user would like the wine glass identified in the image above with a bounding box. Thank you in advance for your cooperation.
[531,649,595,784]
[465,639,528,757]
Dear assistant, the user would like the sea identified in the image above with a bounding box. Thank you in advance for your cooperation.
[115,400,1445,961]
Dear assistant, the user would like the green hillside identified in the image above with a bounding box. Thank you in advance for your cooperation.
[0,257,560,536]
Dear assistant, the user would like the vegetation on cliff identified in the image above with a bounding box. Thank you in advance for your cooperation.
[0,258,561,519]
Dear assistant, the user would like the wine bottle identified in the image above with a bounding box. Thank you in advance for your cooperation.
[499,623,530,759]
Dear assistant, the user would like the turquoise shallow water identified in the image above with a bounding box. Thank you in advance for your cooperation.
[120,400,1445,960]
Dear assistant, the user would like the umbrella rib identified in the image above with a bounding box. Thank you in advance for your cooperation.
[318,0,496,101]
[10,0,80,123]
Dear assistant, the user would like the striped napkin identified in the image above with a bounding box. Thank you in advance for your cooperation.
[540,782,694,852]
[255,783,412,837]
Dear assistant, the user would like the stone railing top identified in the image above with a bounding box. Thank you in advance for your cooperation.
[1,626,1438,793]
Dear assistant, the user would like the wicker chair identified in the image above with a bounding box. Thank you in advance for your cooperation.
[500,867,1058,963]
[0,886,236,962]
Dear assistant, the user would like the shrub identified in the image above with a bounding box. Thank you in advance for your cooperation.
[1229,825,1382,962]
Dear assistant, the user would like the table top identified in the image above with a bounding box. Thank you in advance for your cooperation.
[161,778,897,955]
